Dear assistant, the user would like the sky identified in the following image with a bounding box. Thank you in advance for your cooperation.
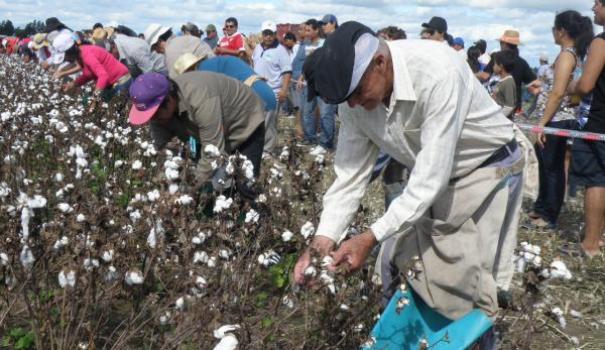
[0,0,599,66]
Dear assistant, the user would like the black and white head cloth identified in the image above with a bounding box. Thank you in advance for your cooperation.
[303,21,379,104]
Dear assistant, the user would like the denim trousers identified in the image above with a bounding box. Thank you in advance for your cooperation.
[533,119,578,225]
[301,87,336,149]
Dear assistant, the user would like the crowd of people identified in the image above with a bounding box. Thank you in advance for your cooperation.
[2,3,604,347]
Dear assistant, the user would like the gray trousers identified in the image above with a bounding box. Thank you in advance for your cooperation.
[263,107,279,154]
[378,147,525,320]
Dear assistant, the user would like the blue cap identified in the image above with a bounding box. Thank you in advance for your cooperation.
[453,37,464,47]
[320,14,338,25]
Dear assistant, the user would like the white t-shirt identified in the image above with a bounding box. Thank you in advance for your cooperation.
[252,43,292,93]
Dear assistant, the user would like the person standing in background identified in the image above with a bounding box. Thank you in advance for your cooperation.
[204,24,219,49]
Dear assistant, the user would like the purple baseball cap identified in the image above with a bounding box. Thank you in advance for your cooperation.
[128,73,170,125]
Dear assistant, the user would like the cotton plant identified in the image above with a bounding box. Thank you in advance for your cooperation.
[0,56,381,348]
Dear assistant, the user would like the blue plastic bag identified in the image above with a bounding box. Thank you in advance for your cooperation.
[362,286,493,349]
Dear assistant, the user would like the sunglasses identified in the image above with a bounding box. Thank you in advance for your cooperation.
[225,25,235,28]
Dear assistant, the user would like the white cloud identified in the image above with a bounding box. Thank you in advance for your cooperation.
[0,0,597,66]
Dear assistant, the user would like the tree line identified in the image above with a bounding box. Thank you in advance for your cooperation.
[0,19,45,38]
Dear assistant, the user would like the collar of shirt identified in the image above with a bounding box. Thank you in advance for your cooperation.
[385,40,417,117]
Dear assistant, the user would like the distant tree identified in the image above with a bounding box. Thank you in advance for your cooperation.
[13,20,45,38]
[0,20,15,36]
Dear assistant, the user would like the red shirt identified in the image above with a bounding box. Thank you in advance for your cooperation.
[75,45,129,90]
[6,37,19,55]
[218,32,245,55]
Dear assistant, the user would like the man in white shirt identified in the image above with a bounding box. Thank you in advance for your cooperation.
[537,53,553,82]
[252,22,292,154]
[294,22,526,322]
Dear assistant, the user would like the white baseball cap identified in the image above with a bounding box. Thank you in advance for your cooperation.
[144,23,171,47]
[261,20,277,33]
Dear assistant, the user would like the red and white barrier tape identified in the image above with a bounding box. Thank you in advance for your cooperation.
[516,123,605,142]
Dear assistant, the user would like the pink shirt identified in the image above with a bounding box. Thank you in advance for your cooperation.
[75,45,129,90]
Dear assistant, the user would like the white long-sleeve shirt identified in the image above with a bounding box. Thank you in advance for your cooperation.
[113,34,155,73]
[316,39,515,243]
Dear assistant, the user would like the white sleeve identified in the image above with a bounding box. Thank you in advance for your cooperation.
[316,106,379,242]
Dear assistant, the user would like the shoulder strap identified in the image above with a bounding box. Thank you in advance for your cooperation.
[561,47,578,66]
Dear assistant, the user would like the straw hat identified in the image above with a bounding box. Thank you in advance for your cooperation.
[499,29,521,46]
[173,53,206,75]
[105,27,115,40]
[92,27,108,41]
[32,33,49,50]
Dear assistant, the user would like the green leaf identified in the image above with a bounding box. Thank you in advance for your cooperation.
[14,331,34,350]
[261,317,274,328]
[9,327,25,338]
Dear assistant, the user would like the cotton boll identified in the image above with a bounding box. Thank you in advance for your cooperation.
[214,325,240,339]
[300,221,315,239]
[304,266,317,278]
[207,256,217,268]
[27,195,47,208]
[195,276,208,289]
[168,183,179,194]
[319,270,336,294]
[0,252,9,266]
[219,249,231,260]
[147,189,161,202]
[570,310,583,319]
[321,256,334,268]
[192,231,208,245]
[83,258,99,271]
[257,194,267,203]
[213,196,233,213]
[193,251,209,264]
[57,203,73,213]
[279,294,295,309]
[105,265,118,282]
[204,144,221,158]
[241,159,255,180]
[244,209,259,224]
[175,296,186,310]
[159,311,171,325]
[102,250,114,263]
[165,168,180,180]
[125,270,144,285]
[281,230,293,242]
[53,236,69,250]
[54,173,64,182]
[175,195,194,205]
[0,182,11,198]
[20,245,34,269]
[147,222,164,248]
[129,210,142,223]
[58,270,76,288]
[549,260,572,280]
[132,160,143,170]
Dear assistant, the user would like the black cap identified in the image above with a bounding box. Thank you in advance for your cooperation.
[474,39,487,53]
[303,21,375,105]
[421,16,447,33]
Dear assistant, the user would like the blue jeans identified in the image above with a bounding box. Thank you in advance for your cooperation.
[301,87,336,149]
[533,119,578,225]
